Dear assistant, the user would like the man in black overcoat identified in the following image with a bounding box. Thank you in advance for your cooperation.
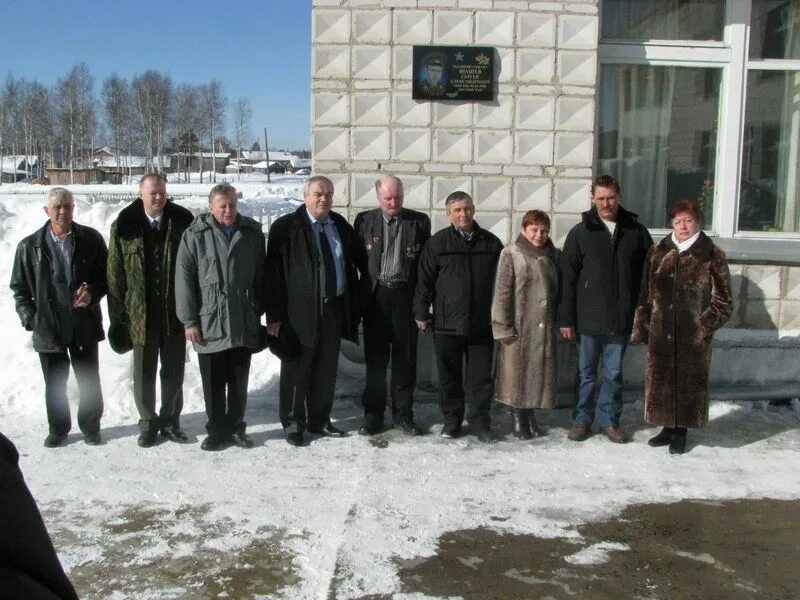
[266,176,368,446]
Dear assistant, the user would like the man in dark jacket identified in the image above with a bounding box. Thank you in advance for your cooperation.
[559,174,653,443]
[413,191,503,442]
[107,173,194,447]
[10,187,107,447]
[354,176,431,436]
[266,175,367,447]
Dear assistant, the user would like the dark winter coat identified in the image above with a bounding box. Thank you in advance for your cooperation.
[559,205,653,335]
[492,236,560,409]
[107,198,194,346]
[0,432,79,599]
[413,222,503,340]
[631,233,732,428]
[175,213,266,354]
[353,206,431,298]
[266,205,367,347]
[10,222,107,353]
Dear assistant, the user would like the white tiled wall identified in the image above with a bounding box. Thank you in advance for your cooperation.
[312,0,599,245]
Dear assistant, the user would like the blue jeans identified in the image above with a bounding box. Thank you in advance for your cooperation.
[574,334,628,428]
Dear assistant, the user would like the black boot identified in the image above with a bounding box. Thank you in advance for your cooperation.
[669,427,687,455]
[648,427,674,447]
[512,409,532,440]
[526,410,544,437]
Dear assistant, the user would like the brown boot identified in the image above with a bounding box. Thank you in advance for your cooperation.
[603,425,628,444]
[568,424,589,442]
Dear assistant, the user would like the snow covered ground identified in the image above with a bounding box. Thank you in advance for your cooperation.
[0,177,798,599]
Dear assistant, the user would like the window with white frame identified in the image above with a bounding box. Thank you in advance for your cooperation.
[598,0,800,237]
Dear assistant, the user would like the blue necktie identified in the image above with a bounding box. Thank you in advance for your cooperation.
[319,222,337,298]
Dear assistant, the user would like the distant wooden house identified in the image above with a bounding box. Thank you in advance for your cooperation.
[46,168,123,185]
[1,155,39,183]
[93,149,170,175]
[170,152,230,173]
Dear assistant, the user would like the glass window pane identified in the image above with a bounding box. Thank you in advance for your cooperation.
[602,0,724,41]
[596,65,720,229]
[750,0,800,60]
[739,70,800,232]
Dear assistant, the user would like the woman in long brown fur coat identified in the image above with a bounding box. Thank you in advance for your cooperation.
[631,199,732,454]
[492,210,560,440]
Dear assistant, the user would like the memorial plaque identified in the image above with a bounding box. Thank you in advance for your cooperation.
[412,45,495,101]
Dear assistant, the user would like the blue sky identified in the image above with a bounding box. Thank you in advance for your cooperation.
[0,0,311,150]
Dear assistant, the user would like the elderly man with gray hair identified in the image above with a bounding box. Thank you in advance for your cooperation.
[354,176,430,436]
[10,187,108,448]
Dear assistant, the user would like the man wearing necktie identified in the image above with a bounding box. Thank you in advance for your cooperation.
[354,176,431,436]
[107,173,194,447]
[267,176,367,446]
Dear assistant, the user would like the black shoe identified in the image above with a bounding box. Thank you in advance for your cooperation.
[648,427,674,447]
[669,428,687,455]
[44,433,67,448]
[512,409,532,440]
[309,423,347,437]
[161,426,189,443]
[231,431,254,448]
[138,430,158,448]
[358,421,384,436]
[440,422,462,438]
[527,410,545,437]
[84,432,102,446]
[395,419,423,436]
[201,436,223,451]
[474,426,493,444]
[286,432,304,447]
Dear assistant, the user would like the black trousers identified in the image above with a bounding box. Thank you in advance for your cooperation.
[361,285,418,424]
[433,334,493,428]
[279,297,343,433]
[133,329,186,433]
[197,347,252,438]
[38,343,103,436]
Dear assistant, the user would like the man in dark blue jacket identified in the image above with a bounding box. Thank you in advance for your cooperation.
[413,191,503,442]
[559,175,652,444]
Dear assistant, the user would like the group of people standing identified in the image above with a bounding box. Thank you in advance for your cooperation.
[9,172,732,455]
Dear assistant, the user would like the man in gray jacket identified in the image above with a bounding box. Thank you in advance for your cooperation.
[175,183,266,451]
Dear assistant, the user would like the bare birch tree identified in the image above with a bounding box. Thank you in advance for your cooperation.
[132,70,172,173]
[173,83,202,183]
[232,97,252,180]
[56,64,96,183]
[102,74,134,179]
[200,80,226,183]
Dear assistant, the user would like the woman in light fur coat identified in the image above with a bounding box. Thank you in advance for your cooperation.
[491,210,560,439]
